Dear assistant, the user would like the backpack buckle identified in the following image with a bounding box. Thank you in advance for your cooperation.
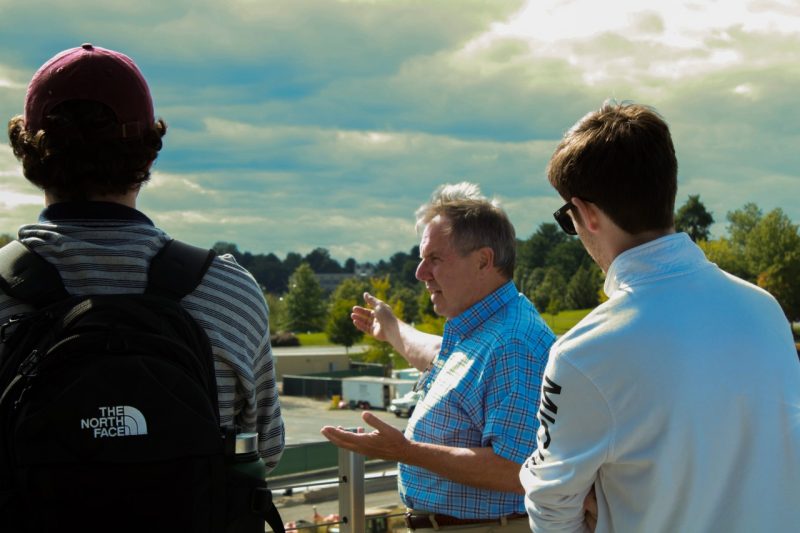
[0,314,26,343]
[18,350,41,377]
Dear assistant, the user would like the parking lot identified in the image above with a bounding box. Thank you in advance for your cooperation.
[281,395,409,445]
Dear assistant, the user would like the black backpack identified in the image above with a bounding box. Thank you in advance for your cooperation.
[0,239,284,533]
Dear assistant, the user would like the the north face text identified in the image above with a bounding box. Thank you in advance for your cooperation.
[80,405,148,438]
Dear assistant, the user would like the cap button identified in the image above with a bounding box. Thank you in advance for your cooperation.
[81,43,94,50]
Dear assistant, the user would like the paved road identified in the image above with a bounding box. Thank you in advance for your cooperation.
[282,395,408,445]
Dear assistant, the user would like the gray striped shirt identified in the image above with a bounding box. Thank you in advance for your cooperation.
[0,202,284,471]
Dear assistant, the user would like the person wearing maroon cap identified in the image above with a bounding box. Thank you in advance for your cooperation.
[5,43,284,473]
[10,43,164,204]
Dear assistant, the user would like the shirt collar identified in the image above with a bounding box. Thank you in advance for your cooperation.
[604,232,709,297]
[443,280,517,341]
[39,201,154,226]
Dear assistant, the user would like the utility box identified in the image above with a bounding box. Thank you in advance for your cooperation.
[341,376,416,410]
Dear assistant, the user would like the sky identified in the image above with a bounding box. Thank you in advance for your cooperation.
[1,0,799,263]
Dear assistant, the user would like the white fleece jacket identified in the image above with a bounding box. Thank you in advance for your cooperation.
[520,233,800,533]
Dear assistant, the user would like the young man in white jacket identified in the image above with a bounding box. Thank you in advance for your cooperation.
[519,101,800,532]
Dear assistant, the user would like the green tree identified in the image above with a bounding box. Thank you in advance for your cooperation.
[389,286,420,323]
[283,252,303,275]
[212,241,243,262]
[523,268,547,304]
[372,246,420,288]
[545,238,589,280]
[416,282,436,320]
[706,203,766,280]
[513,264,533,296]
[417,314,445,336]
[757,250,800,322]
[325,277,369,351]
[304,247,343,273]
[743,209,800,274]
[698,238,749,280]
[248,253,291,293]
[518,223,567,272]
[704,203,800,321]
[0,234,13,247]
[675,195,714,242]
[727,203,762,249]
[358,276,396,366]
[565,264,601,310]
[516,223,590,295]
[745,209,800,321]
[331,277,370,302]
[532,268,567,314]
[326,298,362,352]
[284,263,326,332]
[264,293,288,335]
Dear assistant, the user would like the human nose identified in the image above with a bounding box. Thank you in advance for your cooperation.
[416,259,431,282]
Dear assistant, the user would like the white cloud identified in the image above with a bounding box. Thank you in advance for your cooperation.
[469,0,800,89]
[0,0,798,263]
[0,189,41,208]
[0,149,43,236]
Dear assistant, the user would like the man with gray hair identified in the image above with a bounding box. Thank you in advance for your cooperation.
[322,182,555,531]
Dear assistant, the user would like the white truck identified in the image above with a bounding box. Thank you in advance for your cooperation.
[388,389,422,418]
[340,376,415,410]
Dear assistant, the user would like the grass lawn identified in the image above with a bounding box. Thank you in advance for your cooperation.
[295,332,333,346]
[541,308,593,336]
[294,307,594,346]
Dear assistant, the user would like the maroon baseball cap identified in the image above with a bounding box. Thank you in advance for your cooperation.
[23,43,155,138]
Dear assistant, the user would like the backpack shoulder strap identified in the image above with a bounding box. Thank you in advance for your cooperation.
[146,239,217,300]
[0,240,69,307]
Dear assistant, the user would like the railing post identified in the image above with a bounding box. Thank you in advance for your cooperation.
[337,446,365,533]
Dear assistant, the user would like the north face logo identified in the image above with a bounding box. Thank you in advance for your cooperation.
[80,405,148,438]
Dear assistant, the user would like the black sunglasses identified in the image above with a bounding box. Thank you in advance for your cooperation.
[553,201,577,235]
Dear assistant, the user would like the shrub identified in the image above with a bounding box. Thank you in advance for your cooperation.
[271,331,300,347]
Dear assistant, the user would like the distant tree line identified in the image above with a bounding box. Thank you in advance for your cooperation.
[211,243,358,294]
[514,224,601,315]
[211,241,422,295]
[1,195,797,358]
[267,195,799,355]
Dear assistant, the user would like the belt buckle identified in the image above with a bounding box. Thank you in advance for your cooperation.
[404,511,415,530]
[404,512,440,530]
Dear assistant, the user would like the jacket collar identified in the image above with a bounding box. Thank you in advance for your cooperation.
[604,233,710,297]
[40,201,154,226]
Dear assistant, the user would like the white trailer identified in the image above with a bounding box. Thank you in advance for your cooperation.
[341,376,416,410]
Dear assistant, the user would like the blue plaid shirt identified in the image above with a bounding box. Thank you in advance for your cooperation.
[399,281,555,518]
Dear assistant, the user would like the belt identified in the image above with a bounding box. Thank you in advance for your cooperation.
[404,511,527,530]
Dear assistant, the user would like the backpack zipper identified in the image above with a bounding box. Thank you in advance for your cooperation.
[0,313,28,343]
[10,349,41,411]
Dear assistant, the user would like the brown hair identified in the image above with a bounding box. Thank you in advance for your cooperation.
[547,100,677,234]
[8,100,166,201]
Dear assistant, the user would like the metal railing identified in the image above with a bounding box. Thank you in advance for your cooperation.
[271,447,406,532]
[337,446,366,533]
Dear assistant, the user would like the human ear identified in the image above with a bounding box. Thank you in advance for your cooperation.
[570,197,601,233]
[476,247,494,271]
